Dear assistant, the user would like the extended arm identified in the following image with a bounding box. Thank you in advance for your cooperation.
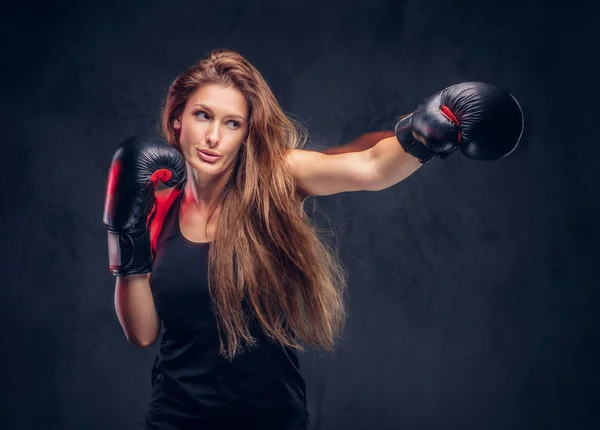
[288,82,523,198]
[287,131,421,197]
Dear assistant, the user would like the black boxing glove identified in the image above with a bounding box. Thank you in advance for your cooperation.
[103,136,186,276]
[395,82,524,164]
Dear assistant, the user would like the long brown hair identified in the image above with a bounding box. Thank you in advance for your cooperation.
[161,49,348,360]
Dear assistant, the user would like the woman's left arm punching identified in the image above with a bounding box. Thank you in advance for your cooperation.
[287,82,524,198]
[286,133,421,197]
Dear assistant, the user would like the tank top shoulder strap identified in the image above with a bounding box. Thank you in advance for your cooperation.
[150,180,185,257]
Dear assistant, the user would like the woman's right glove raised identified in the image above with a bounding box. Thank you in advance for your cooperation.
[103,136,186,277]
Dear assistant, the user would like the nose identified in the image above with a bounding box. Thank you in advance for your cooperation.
[206,124,220,146]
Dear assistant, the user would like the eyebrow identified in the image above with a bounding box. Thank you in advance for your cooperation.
[192,103,246,121]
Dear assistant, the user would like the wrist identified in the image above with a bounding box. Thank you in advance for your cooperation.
[107,228,152,276]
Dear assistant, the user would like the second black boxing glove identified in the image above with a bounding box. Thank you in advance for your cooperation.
[103,136,186,276]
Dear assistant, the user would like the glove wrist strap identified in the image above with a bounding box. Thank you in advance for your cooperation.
[107,227,152,277]
[394,116,437,164]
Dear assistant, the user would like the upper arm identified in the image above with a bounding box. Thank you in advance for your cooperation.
[286,148,375,197]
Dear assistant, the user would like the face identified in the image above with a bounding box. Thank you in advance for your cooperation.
[174,83,249,180]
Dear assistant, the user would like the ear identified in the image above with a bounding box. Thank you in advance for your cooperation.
[173,117,181,130]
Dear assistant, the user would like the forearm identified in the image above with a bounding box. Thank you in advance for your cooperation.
[321,131,395,155]
[114,273,161,347]
[367,136,423,191]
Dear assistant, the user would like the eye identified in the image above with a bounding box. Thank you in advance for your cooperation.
[226,120,240,129]
[194,110,209,120]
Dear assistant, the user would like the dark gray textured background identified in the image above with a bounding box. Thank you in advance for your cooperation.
[1,0,598,429]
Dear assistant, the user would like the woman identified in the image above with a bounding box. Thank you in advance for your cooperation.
[103,49,523,429]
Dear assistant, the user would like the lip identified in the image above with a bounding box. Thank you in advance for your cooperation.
[197,149,221,157]
[197,149,221,163]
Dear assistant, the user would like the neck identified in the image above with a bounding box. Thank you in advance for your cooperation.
[183,164,230,211]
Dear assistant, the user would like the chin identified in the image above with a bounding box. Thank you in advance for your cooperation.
[191,160,226,176]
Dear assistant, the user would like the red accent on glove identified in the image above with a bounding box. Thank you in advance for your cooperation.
[440,105,461,143]
[150,168,174,184]
[149,186,183,257]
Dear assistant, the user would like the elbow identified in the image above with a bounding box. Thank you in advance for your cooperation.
[364,168,386,192]
[116,319,160,348]
[364,147,386,192]
[356,150,381,191]
[126,334,158,348]
[123,327,159,348]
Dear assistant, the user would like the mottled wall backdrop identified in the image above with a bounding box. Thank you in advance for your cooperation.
[1,0,598,429]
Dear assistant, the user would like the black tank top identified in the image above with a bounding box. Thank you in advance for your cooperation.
[146,184,309,428]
